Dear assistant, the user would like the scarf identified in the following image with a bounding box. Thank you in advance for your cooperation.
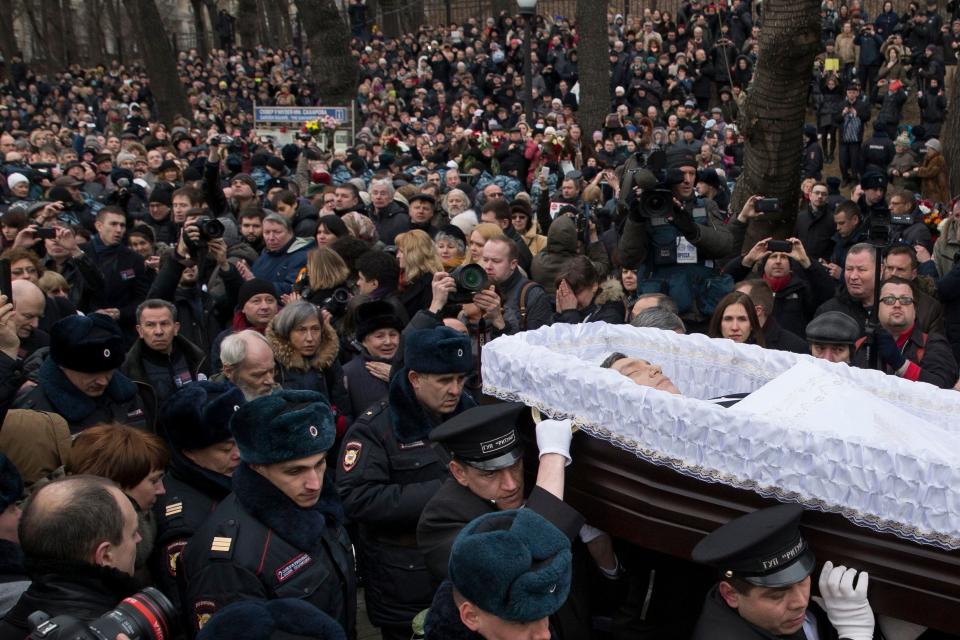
[763,273,793,293]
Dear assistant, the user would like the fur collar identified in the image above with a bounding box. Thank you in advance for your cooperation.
[267,321,339,371]
[595,278,625,305]
[232,463,343,552]
[389,369,476,444]
[36,357,137,423]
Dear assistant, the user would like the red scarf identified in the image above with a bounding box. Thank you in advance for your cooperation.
[763,273,793,293]
[895,324,915,349]
[231,311,267,334]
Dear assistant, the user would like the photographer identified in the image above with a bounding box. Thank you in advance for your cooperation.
[618,148,738,325]
[0,476,142,639]
[203,135,257,222]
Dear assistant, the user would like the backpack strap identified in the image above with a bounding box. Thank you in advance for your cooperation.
[518,281,536,332]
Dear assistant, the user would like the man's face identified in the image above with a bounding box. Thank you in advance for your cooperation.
[262,220,292,252]
[101,487,142,576]
[184,439,241,477]
[671,166,696,199]
[481,240,516,284]
[171,195,192,224]
[95,213,127,246]
[242,293,278,329]
[721,577,811,636]
[226,339,276,399]
[888,193,912,216]
[230,179,254,199]
[864,187,885,206]
[334,187,357,209]
[810,185,828,208]
[611,357,680,394]
[12,294,43,339]
[764,253,791,279]
[878,282,916,333]
[483,185,504,201]
[834,211,859,238]
[883,253,917,280]
[62,368,114,397]
[810,342,851,363]
[240,217,263,243]
[136,307,178,354]
[409,200,434,224]
[147,202,170,222]
[560,180,578,200]
[409,370,466,416]
[844,251,875,302]
[452,459,524,510]
[370,184,392,209]
[445,171,461,189]
[254,452,327,508]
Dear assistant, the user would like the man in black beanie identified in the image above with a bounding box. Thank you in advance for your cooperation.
[15,314,146,433]
[180,390,356,638]
[139,185,177,245]
[337,326,476,640]
[618,147,738,326]
[152,381,245,609]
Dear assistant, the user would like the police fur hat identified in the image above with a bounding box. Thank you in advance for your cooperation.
[404,326,473,374]
[230,390,336,465]
[355,299,404,342]
[860,170,887,191]
[0,454,24,513]
[449,509,572,623]
[197,598,345,640]
[50,314,125,373]
[161,381,246,451]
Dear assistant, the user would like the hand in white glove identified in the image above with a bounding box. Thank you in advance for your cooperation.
[579,523,605,544]
[818,560,875,640]
[535,418,573,465]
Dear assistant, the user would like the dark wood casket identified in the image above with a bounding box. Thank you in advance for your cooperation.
[542,432,960,634]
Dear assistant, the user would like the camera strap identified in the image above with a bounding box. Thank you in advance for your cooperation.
[476,318,486,387]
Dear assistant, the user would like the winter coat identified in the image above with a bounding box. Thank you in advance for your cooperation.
[371,201,410,246]
[0,541,27,617]
[914,149,950,205]
[816,82,844,129]
[0,561,143,640]
[180,464,356,638]
[936,258,960,362]
[933,217,960,277]
[865,326,958,388]
[397,272,434,321]
[268,319,353,427]
[0,409,71,486]
[520,224,548,256]
[251,236,314,295]
[795,204,836,263]
[80,236,152,342]
[121,336,208,430]
[888,149,919,190]
[15,358,147,434]
[342,350,391,416]
[531,216,610,297]
[836,32,857,65]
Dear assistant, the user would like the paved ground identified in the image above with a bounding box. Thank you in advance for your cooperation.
[357,589,386,639]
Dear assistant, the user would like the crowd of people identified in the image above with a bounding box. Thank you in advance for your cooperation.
[0,0,955,639]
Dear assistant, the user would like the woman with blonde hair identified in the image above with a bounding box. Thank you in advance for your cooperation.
[395,230,443,318]
[463,223,506,265]
[294,247,352,325]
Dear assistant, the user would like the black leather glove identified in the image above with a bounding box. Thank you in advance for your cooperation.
[667,202,700,239]
[875,330,906,370]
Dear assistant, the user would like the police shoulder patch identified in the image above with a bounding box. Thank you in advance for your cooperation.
[165,540,188,577]
[342,441,363,472]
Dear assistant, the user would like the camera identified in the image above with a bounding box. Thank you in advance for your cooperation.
[755,198,781,213]
[448,264,489,304]
[319,287,350,317]
[184,216,225,257]
[636,188,675,219]
[766,239,793,253]
[212,135,234,146]
[29,587,177,640]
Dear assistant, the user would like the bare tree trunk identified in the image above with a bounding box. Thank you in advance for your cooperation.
[729,0,821,248]
[85,0,110,64]
[124,0,192,125]
[295,0,358,106]
[237,0,259,47]
[204,0,220,50]
[944,75,960,196]
[575,0,610,134]
[490,0,511,18]
[256,0,272,46]
[271,0,293,48]
[190,0,210,58]
[379,0,403,38]
[103,0,126,62]
[0,0,19,68]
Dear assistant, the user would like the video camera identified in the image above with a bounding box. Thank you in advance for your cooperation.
[632,167,687,221]
[29,587,176,640]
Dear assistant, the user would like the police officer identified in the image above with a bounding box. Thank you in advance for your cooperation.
[152,381,245,609]
[336,326,476,640]
[423,508,579,640]
[180,390,355,637]
[618,147,737,325]
[15,314,146,432]
[419,403,601,640]
[197,599,346,640]
[691,503,876,639]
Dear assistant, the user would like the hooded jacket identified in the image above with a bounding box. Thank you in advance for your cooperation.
[532,217,608,297]
[553,279,627,325]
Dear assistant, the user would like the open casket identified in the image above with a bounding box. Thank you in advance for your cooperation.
[481,324,960,633]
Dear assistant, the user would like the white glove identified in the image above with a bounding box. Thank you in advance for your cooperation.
[818,560,875,640]
[579,523,605,544]
[535,418,573,465]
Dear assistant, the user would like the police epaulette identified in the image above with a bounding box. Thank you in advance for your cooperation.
[358,400,389,423]
[209,519,239,560]
[164,497,185,520]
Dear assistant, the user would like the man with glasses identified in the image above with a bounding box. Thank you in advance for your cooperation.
[871,276,957,388]
[882,245,944,335]
[795,182,835,262]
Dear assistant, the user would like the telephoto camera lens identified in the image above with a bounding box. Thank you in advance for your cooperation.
[28,587,178,640]
[449,264,490,304]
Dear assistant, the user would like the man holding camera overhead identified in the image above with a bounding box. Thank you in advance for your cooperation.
[618,148,744,326]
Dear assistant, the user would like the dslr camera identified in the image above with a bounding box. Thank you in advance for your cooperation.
[632,168,687,220]
[184,215,225,257]
[448,264,489,304]
[29,588,176,640]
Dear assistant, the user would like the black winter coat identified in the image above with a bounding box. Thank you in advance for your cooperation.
[342,350,391,416]
[936,259,960,362]
[0,561,142,640]
[180,464,356,638]
[121,336,208,430]
[795,204,836,263]
[336,375,475,627]
[80,237,151,343]
[371,202,410,246]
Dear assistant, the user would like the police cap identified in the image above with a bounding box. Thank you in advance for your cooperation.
[430,402,525,471]
[691,504,816,588]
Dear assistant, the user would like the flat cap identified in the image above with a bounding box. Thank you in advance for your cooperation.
[806,312,862,345]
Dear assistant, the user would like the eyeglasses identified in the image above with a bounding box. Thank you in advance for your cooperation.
[487,191,504,198]
[880,295,914,306]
